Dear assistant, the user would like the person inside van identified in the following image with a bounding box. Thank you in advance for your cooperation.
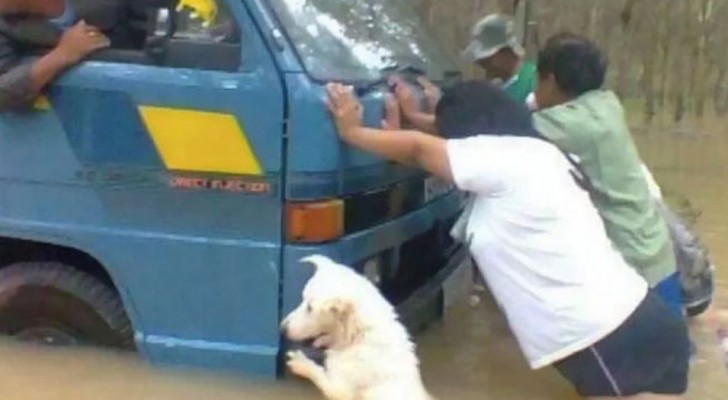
[324,80,689,399]
[0,0,175,111]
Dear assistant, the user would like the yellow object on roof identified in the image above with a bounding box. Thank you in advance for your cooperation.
[176,0,219,27]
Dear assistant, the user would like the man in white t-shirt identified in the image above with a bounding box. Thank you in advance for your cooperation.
[324,80,690,398]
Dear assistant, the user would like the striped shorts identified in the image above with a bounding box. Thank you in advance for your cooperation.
[554,292,690,397]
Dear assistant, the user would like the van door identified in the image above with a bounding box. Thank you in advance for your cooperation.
[36,1,285,374]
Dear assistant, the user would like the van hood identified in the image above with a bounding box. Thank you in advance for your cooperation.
[284,73,429,200]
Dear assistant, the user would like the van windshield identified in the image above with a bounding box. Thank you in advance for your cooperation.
[268,0,458,82]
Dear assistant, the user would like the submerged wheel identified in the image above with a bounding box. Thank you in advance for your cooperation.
[0,262,133,349]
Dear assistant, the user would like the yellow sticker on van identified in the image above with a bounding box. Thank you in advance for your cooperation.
[138,106,262,175]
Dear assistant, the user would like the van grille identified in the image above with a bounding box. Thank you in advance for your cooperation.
[380,216,458,304]
[343,179,425,234]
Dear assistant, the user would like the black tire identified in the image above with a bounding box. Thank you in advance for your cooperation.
[0,262,134,349]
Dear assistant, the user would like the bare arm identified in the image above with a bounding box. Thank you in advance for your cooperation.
[27,49,76,94]
[389,76,438,134]
[404,111,437,134]
[326,83,452,182]
[0,21,108,111]
[344,126,452,181]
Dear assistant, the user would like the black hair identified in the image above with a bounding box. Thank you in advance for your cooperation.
[434,80,542,140]
[537,33,608,97]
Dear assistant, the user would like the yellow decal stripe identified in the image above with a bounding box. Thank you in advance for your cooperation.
[138,106,262,175]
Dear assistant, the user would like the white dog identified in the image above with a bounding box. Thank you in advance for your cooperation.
[281,255,435,400]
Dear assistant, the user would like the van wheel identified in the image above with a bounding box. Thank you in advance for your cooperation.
[0,262,134,349]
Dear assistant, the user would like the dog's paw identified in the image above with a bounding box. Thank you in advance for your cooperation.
[286,350,318,378]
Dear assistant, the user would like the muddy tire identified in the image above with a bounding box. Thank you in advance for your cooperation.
[0,262,134,349]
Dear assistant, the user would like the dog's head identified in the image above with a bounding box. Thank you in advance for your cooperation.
[281,255,393,347]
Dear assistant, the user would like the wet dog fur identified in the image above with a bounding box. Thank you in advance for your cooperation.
[281,255,435,400]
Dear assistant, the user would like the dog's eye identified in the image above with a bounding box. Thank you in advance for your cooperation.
[306,303,313,313]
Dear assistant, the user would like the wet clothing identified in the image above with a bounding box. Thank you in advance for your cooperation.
[501,61,536,105]
[555,291,690,397]
[447,134,648,369]
[654,272,683,316]
[643,165,715,315]
[533,90,677,288]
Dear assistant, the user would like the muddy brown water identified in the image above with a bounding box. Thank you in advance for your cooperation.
[0,135,726,400]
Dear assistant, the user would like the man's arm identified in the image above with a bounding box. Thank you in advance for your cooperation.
[327,83,452,181]
[0,30,43,110]
[0,51,82,111]
[0,22,109,112]
[403,111,437,134]
[390,76,438,134]
[341,126,452,182]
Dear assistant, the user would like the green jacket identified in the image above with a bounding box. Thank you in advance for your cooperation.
[503,61,536,104]
[534,90,676,287]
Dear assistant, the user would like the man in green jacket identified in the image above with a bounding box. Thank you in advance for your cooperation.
[462,13,536,106]
[393,13,537,132]
[532,33,682,314]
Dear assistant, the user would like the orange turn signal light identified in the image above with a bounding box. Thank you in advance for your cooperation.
[285,199,344,243]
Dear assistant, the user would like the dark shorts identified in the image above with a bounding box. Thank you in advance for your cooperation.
[554,292,690,397]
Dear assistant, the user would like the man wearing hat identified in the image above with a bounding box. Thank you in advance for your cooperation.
[463,13,536,106]
[392,13,537,133]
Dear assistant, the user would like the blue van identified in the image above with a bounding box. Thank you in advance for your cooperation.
[0,0,466,377]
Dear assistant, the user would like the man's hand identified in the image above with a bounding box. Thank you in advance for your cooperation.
[54,21,110,65]
[23,21,109,106]
[388,75,437,133]
[389,76,420,119]
[382,93,401,130]
[416,76,441,112]
[325,83,363,139]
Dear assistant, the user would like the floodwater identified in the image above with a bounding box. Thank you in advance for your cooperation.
[1,134,727,400]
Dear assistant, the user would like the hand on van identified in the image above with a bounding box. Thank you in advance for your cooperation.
[389,76,437,134]
[325,83,452,181]
[325,83,363,138]
[19,21,109,109]
[382,94,402,130]
[54,21,110,65]
[416,76,442,112]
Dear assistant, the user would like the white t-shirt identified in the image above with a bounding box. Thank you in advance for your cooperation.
[447,135,648,369]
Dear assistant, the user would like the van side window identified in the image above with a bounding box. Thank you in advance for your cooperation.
[94,1,242,72]
[149,0,242,71]
[171,2,240,44]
